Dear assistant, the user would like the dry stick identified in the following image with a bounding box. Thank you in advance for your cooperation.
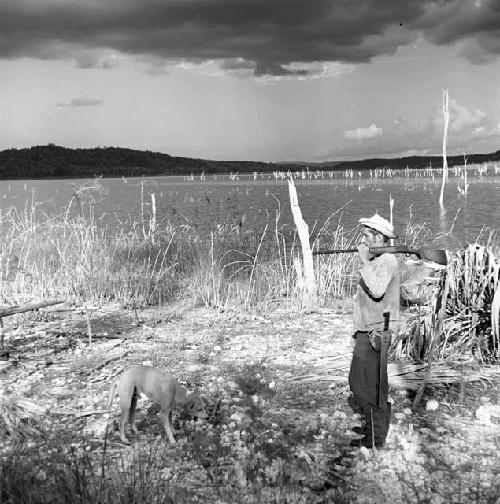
[150,193,157,245]
[52,408,109,418]
[84,306,93,345]
[245,224,268,308]
[492,283,500,359]
[86,352,127,377]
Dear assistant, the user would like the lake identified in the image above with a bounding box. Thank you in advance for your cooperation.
[0,169,498,251]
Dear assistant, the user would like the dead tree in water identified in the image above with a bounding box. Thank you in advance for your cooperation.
[287,178,316,309]
[439,89,450,208]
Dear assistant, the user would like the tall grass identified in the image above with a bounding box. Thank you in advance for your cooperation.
[0,198,360,311]
[2,191,498,361]
[0,432,179,503]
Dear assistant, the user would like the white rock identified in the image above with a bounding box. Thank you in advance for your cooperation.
[332,411,347,420]
[475,405,492,424]
[142,360,153,367]
[426,399,439,411]
[85,417,112,439]
[359,446,371,458]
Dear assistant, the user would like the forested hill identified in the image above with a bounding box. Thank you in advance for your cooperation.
[0,145,279,179]
[1,144,500,180]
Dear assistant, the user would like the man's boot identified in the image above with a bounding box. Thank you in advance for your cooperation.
[350,406,387,448]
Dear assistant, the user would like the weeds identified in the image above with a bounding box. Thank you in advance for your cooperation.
[0,432,179,504]
[0,198,359,311]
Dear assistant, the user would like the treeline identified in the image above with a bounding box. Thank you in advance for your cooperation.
[0,144,282,179]
[1,144,499,180]
[320,151,500,171]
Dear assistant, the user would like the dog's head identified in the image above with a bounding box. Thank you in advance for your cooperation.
[185,392,208,419]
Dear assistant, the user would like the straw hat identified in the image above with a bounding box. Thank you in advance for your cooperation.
[359,213,397,239]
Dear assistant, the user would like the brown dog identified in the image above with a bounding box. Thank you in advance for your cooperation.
[107,365,207,444]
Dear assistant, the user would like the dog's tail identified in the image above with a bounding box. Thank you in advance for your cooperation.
[107,378,119,410]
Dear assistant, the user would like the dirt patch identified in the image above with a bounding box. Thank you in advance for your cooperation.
[1,302,499,503]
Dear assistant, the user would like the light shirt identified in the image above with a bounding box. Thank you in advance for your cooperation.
[353,253,401,332]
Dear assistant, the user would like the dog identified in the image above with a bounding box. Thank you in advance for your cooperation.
[107,365,207,445]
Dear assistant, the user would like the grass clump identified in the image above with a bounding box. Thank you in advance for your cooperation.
[0,200,360,312]
[0,433,181,504]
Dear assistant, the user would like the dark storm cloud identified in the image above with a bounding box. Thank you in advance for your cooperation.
[1,0,499,75]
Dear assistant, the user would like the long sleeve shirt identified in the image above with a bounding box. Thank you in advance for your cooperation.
[353,253,401,332]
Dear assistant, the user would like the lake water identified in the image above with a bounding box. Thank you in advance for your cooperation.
[0,170,498,250]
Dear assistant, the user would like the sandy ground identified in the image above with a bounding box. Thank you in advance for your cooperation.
[1,301,500,503]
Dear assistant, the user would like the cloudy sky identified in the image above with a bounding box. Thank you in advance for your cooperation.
[1,0,499,162]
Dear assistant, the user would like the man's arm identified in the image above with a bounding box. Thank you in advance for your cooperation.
[359,254,397,299]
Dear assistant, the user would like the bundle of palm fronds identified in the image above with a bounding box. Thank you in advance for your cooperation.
[444,243,500,362]
[387,361,500,391]
[397,243,500,363]
[394,266,448,361]
[290,355,500,391]
[0,389,44,438]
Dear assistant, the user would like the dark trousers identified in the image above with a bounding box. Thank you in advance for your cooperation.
[348,331,391,443]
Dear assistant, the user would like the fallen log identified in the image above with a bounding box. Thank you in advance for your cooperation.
[1,300,64,348]
[0,300,64,318]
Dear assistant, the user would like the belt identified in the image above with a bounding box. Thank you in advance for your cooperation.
[353,330,369,338]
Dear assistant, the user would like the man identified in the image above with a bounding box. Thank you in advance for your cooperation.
[348,213,401,448]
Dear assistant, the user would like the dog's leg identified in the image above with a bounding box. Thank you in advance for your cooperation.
[119,388,133,445]
[160,409,176,445]
[107,379,118,409]
[168,409,179,435]
[129,388,139,434]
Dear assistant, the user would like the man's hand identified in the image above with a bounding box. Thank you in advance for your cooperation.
[357,242,371,265]
[368,330,392,352]
[380,330,392,348]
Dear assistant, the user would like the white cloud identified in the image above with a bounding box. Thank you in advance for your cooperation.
[448,99,486,133]
[343,123,383,140]
[56,98,103,108]
[326,98,499,160]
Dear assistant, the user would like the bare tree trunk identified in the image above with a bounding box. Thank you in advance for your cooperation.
[439,89,449,208]
[287,177,316,309]
[389,194,394,246]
